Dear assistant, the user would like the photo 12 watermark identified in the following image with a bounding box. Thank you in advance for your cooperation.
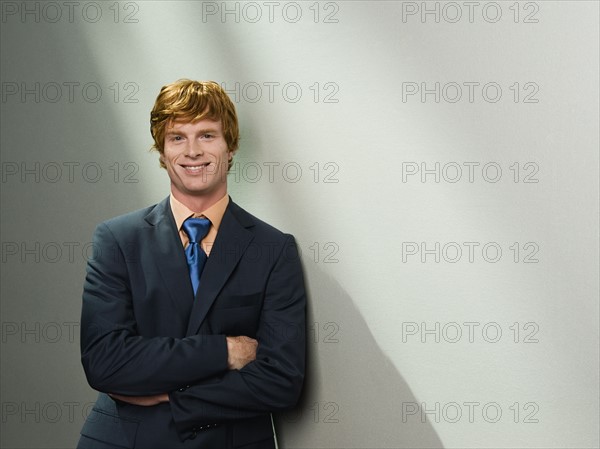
[280,401,340,424]
[1,81,140,104]
[401,241,540,263]
[401,321,540,343]
[400,2,540,24]
[200,2,339,24]
[262,320,341,347]
[0,239,339,265]
[220,81,339,104]
[2,321,80,344]
[401,162,539,184]
[228,161,340,184]
[401,82,539,104]
[1,1,140,24]
[1,161,139,184]
[1,401,97,424]
[401,401,540,423]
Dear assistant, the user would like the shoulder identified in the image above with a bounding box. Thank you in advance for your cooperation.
[228,200,292,242]
[227,200,301,265]
[96,197,169,237]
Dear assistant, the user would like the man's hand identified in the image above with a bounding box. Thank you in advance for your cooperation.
[226,336,258,370]
[109,393,169,406]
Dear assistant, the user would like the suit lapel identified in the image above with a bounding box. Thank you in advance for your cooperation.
[185,200,255,336]
[144,197,195,321]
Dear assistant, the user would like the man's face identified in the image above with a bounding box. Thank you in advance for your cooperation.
[161,118,232,204]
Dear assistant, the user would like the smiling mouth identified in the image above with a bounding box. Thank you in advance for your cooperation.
[181,162,211,172]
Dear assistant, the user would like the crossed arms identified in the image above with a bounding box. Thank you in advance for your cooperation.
[109,335,258,406]
[80,220,306,434]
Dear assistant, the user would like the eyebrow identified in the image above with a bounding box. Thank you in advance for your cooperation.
[165,128,219,135]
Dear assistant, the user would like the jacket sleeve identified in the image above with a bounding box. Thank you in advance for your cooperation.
[168,235,306,438]
[80,222,228,395]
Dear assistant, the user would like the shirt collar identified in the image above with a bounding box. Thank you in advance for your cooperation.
[170,193,229,231]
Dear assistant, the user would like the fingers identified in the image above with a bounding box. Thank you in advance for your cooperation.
[226,336,258,370]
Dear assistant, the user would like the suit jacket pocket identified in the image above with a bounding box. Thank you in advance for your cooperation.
[210,305,262,337]
[80,409,139,448]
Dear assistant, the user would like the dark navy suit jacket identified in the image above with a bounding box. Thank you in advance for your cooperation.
[78,197,306,448]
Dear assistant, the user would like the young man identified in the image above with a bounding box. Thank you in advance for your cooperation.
[78,80,306,448]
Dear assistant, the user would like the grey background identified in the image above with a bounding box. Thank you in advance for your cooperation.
[1,1,598,448]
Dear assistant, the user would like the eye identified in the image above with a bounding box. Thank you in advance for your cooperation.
[202,134,214,139]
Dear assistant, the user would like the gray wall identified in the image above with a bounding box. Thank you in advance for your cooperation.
[1,1,598,448]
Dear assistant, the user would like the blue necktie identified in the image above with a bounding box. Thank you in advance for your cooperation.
[182,217,211,296]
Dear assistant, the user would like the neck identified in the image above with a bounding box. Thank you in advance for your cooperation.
[171,189,227,213]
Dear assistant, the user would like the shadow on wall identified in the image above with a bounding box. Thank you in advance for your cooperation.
[275,262,444,449]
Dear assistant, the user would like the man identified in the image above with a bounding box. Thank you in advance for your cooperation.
[77,80,306,448]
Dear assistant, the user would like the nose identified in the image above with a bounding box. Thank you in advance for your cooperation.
[185,141,204,157]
